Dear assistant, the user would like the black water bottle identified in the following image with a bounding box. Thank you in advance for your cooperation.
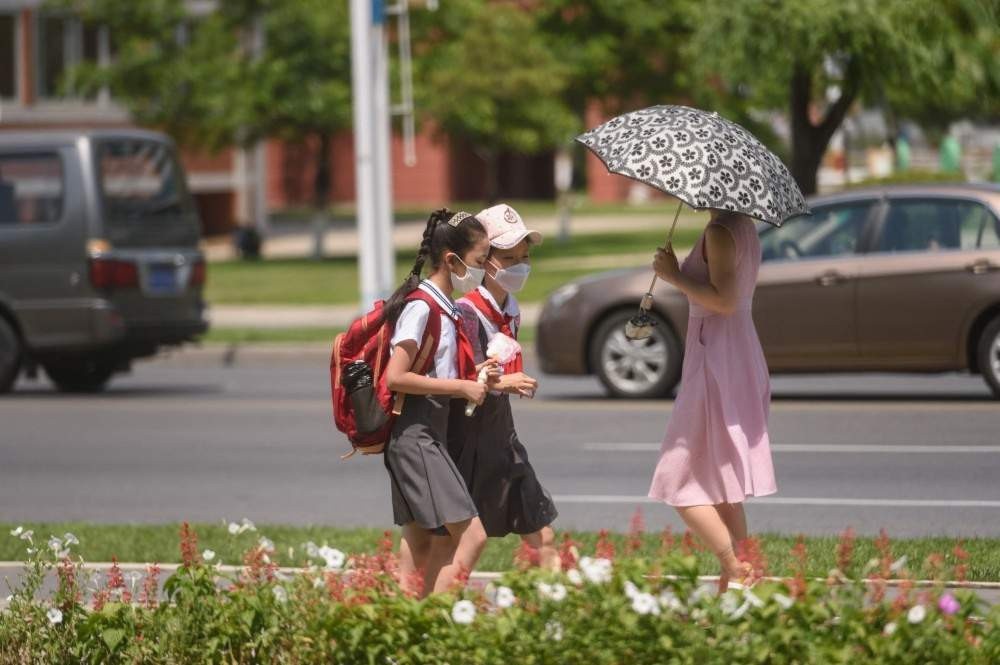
[341,360,388,434]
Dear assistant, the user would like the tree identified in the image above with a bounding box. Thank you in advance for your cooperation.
[688,0,1000,195]
[412,0,578,203]
[64,0,351,217]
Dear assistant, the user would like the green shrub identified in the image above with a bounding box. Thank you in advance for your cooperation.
[847,170,967,189]
[1,525,997,664]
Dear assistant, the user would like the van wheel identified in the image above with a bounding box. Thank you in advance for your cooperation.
[0,317,21,394]
[590,309,682,399]
[978,315,1000,399]
[44,359,115,393]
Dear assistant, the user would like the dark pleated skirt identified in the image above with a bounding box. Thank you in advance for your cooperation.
[384,394,478,535]
[447,393,558,537]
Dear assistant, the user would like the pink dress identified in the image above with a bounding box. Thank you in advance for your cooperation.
[648,216,776,506]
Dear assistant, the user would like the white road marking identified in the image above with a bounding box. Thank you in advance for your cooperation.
[582,443,1000,454]
[553,495,1000,508]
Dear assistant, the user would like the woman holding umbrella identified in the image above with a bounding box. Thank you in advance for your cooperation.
[578,105,809,591]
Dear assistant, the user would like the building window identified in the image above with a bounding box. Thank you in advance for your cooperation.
[0,13,16,100]
[34,13,110,100]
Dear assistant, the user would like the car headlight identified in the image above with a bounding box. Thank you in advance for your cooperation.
[547,282,580,311]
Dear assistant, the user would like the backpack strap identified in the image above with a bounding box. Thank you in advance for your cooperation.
[390,290,444,416]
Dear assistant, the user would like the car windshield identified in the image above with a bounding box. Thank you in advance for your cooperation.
[98,139,200,247]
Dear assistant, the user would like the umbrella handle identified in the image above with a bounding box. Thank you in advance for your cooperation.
[640,201,683,311]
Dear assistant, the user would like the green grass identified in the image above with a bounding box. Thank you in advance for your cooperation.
[205,228,701,306]
[200,326,536,346]
[3,522,997,581]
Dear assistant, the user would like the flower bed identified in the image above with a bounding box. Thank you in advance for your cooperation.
[1,524,997,664]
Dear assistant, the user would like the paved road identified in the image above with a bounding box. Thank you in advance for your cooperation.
[2,346,997,538]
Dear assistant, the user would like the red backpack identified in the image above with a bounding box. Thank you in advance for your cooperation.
[331,290,443,458]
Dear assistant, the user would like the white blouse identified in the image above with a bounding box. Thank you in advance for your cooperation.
[390,281,459,379]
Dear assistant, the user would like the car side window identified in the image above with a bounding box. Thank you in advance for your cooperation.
[0,152,65,226]
[958,201,1000,250]
[760,202,873,262]
[876,199,997,253]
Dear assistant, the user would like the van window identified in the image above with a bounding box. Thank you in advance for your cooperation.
[98,139,200,247]
[0,153,65,225]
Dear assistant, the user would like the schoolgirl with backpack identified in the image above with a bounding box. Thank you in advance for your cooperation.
[332,208,498,596]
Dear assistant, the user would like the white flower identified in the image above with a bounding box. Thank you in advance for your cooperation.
[688,583,716,605]
[884,622,898,636]
[5,594,13,602]
[47,608,63,625]
[772,593,795,610]
[313,577,325,589]
[729,600,752,620]
[305,541,320,558]
[62,532,79,546]
[579,557,612,584]
[566,568,583,586]
[889,556,908,573]
[202,549,216,562]
[240,518,257,533]
[623,580,640,599]
[258,537,275,552]
[493,586,516,609]
[537,582,567,602]
[658,590,684,612]
[451,599,476,625]
[318,546,346,570]
[907,604,926,624]
[742,588,765,609]
[720,591,741,616]
[10,526,23,537]
[19,529,33,542]
[273,586,288,603]
[48,536,63,552]
[544,620,564,642]
[630,592,660,616]
[228,522,241,536]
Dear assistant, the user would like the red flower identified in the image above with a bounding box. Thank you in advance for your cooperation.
[626,508,646,555]
[139,563,160,609]
[558,533,580,570]
[595,529,616,561]
[659,526,676,555]
[952,542,969,583]
[179,522,199,569]
[107,556,125,590]
[787,535,807,599]
[836,527,856,574]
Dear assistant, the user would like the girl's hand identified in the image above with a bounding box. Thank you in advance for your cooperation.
[458,380,489,405]
[476,358,502,389]
[502,372,538,398]
[653,245,681,283]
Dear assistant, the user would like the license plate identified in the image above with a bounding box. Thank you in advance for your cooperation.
[147,264,177,294]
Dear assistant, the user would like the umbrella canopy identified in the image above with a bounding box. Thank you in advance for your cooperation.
[577,105,809,226]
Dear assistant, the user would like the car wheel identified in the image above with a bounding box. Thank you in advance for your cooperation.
[591,309,682,399]
[977,315,1000,399]
[44,358,116,393]
[0,317,21,394]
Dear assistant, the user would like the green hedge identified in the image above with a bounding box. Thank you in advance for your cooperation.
[1,525,997,664]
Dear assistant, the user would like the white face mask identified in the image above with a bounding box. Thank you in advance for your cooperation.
[449,255,486,294]
[490,259,531,293]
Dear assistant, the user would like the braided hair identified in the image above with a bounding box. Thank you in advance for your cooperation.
[383,208,486,324]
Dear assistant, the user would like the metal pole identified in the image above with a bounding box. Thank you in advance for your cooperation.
[372,4,395,300]
[350,0,379,308]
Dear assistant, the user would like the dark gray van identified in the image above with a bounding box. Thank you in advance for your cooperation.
[0,129,208,393]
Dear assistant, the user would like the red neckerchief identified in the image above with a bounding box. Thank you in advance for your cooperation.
[464,288,524,374]
[416,282,478,381]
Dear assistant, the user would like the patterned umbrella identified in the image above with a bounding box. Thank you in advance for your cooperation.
[577,104,808,227]
[577,105,809,340]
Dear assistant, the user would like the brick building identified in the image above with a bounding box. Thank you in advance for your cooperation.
[0,1,620,235]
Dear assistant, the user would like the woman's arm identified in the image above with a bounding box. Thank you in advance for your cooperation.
[653,225,741,315]
[385,340,487,403]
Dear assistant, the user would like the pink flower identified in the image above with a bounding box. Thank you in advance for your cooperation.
[938,593,960,616]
